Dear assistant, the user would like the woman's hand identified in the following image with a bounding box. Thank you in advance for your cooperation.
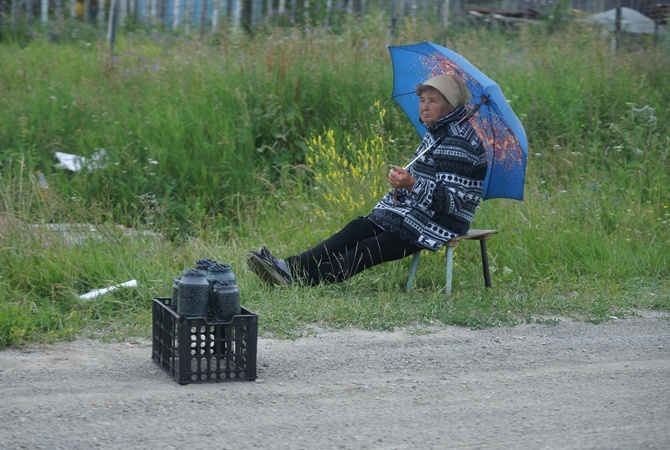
[388,165,416,190]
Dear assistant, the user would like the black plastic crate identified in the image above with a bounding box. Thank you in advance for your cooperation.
[152,297,257,385]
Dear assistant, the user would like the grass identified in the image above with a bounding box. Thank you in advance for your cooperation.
[1,16,669,348]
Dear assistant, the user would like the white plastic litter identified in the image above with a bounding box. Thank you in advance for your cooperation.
[55,149,107,172]
[79,279,138,300]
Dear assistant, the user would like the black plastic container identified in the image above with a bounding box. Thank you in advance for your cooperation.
[194,258,218,271]
[206,263,237,285]
[177,269,209,318]
[211,281,241,321]
[152,298,257,385]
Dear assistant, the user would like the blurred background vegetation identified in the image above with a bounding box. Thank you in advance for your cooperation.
[0,7,669,348]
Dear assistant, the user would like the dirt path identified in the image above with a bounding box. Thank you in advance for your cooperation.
[1,311,669,450]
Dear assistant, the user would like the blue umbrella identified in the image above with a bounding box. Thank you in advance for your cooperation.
[389,41,528,201]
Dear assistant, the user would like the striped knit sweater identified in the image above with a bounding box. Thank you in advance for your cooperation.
[369,105,488,251]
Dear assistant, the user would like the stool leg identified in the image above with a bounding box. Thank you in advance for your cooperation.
[445,246,455,297]
[480,240,491,288]
[406,252,421,291]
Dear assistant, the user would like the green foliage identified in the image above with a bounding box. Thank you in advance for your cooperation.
[545,0,572,34]
[305,101,398,224]
[1,19,669,348]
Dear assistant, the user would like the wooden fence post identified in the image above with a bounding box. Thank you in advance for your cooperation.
[212,0,220,31]
[55,0,64,23]
[611,2,622,55]
[11,0,18,27]
[172,0,180,29]
[108,0,119,52]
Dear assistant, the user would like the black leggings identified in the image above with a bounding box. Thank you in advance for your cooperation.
[285,217,422,285]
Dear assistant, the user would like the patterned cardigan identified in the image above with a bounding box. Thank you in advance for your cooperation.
[369,105,488,251]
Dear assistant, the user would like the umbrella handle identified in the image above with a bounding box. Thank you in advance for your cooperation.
[403,131,449,170]
[458,95,489,125]
[404,149,429,171]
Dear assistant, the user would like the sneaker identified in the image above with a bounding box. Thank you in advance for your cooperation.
[246,248,290,286]
[258,246,273,262]
[258,247,291,280]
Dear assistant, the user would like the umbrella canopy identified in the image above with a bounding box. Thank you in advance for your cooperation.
[389,41,528,201]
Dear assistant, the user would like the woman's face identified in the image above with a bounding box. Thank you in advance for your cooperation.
[419,88,453,128]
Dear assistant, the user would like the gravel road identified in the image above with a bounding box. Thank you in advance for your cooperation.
[1,310,669,450]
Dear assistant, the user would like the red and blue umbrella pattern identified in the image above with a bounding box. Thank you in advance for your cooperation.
[389,41,528,201]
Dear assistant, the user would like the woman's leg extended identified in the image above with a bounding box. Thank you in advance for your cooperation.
[286,217,421,285]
